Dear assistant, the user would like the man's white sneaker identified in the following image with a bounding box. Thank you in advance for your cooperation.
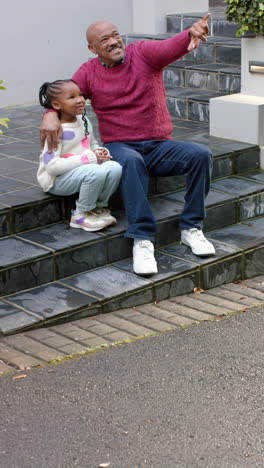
[181,228,215,256]
[133,240,158,275]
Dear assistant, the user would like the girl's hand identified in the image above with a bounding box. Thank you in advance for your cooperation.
[93,148,112,163]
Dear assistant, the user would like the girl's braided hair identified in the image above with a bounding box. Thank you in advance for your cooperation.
[39,79,73,109]
[81,108,89,138]
[39,79,89,137]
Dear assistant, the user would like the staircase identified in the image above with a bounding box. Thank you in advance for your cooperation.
[166,8,241,122]
[0,12,263,336]
[127,8,241,123]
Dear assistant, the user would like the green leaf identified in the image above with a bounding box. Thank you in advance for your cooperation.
[225,0,264,35]
[0,118,10,129]
[0,79,7,91]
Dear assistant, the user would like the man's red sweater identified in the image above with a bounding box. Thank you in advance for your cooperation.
[72,30,191,143]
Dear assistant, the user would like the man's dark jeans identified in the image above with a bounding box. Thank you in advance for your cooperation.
[104,140,213,241]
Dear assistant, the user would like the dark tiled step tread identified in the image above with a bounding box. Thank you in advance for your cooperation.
[1,217,264,335]
[1,173,264,298]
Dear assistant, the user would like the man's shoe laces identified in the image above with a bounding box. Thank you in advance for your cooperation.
[137,241,154,259]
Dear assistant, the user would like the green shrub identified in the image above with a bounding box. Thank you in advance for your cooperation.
[0,80,10,135]
[225,0,264,36]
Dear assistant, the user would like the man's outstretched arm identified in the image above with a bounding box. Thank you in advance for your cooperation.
[138,13,211,70]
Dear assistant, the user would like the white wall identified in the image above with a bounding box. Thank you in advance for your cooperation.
[133,0,209,35]
[241,37,264,97]
[0,0,132,107]
[1,0,209,107]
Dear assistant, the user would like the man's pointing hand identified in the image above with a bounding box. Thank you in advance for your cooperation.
[188,13,211,52]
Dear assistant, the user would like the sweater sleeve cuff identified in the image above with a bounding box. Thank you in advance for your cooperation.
[42,109,58,120]
[87,151,98,164]
[44,109,58,114]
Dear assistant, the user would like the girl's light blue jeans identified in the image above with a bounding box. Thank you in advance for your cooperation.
[49,161,122,213]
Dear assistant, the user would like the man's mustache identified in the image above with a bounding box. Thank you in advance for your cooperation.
[108,44,122,52]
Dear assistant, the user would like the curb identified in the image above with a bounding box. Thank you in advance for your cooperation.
[1,277,264,376]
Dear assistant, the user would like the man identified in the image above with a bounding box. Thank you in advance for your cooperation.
[41,15,215,276]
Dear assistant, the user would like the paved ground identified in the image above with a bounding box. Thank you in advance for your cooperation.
[0,299,263,468]
[1,276,264,374]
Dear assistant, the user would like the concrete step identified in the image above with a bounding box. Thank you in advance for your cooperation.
[3,275,264,375]
[1,170,263,298]
[178,36,240,66]
[164,61,241,93]
[0,104,262,336]
[164,58,241,122]
[0,137,258,234]
[124,34,241,120]
[124,34,241,67]
[166,11,240,38]
[0,105,258,238]
[166,87,227,122]
[1,213,264,336]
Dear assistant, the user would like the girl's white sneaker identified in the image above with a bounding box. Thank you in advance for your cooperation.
[94,208,117,226]
[70,210,107,231]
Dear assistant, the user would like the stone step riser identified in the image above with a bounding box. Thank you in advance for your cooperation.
[166,16,239,38]
[2,181,264,297]
[0,197,64,239]
[180,43,240,66]
[167,95,209,122]
[125,35,241,67]
[211,21,239,38]
[164,68,241,94]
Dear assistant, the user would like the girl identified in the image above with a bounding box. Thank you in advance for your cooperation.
[37,79,122,231]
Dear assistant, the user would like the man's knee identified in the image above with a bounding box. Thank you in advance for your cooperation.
[107,144,144,168]
[124,152,145,172]
[194,144,212,168]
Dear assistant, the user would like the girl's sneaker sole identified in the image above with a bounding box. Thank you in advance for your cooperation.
[69,221,106,232]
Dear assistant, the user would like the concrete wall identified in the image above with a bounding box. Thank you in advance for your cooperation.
[1,0,209,107]
[210,35,264,146]
[241,36,264,97]
[133,0,209,34]
[0,0,132,107]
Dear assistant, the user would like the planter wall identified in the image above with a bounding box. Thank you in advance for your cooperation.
[241,36,264,97]
[210,33,264,146]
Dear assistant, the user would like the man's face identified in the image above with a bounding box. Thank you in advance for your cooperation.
[88,22,125,66]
